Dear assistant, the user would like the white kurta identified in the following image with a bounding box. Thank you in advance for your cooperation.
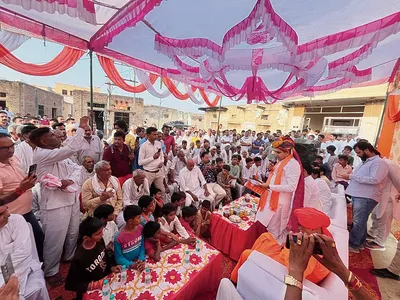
[14,141,34,174]
[315,178,332,214]
[304,176,323,211]
[122,178,150,206]
[0,215,49,300]
[256,157,301,244]
[179,166,207,197]
[33,128,84,210]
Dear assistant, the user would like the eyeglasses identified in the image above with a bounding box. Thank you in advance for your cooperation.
[0,144,14,151]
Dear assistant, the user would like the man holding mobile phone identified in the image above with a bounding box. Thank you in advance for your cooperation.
[0,133,44,263]
[138,127,165,202]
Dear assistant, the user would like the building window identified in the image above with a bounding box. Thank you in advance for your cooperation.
[114,112,130,124]
[52,108,57,119]
[213,114,217,118]
[0,92,6,97]
[38,105,44,117]
[261,114,269,120]
[69,91,73,96]
[231,114,237,119]
[62,89,68,95]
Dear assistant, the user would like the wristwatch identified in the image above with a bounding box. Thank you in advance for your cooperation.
[284,275,303,290]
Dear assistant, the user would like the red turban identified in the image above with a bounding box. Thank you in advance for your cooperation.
[294,207,332,238]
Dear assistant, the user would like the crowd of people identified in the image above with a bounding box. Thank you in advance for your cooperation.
[0,109,399,300]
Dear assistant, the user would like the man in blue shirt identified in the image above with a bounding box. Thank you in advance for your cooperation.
[343,142,389,253]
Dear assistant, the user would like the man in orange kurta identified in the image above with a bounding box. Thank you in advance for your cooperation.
[231,207,332,284]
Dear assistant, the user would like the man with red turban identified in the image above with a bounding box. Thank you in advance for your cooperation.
[231,207,332,284]
[245,136,303,244]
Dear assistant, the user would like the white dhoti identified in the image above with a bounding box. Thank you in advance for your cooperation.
[25,268,51,300]
[368,199,393,247]
[184,187,215,208]
[40,200,80,277]
[165,182,179,204]
[206,183,227,209]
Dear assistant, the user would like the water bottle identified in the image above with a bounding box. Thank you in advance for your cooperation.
[252,203,257,215]
[110,295,115,300]
[120,265,127,285]
[219,204,223,214]
[184,250,190,264]
[145,267,151,284]
[195,240,201,252]
[102,279,110,299]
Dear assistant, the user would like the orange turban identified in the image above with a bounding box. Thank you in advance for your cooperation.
[294,207,332,238]
[272,136,295,152]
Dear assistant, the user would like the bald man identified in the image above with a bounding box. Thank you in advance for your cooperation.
[178,159,214,208]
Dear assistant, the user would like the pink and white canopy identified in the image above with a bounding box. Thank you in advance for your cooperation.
[1,0,400,103]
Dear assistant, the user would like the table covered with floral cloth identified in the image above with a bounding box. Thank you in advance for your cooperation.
[210,194,265,261]
[84,239,222,300]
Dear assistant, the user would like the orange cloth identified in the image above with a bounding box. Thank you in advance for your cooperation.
[294,207,333,238]
[230,233,329,284]
[231,207,332,284]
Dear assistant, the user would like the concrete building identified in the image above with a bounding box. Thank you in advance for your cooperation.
[143,105,204,129]
[71,90,144,133]
[0,80,63,117]
[200,84,387,143]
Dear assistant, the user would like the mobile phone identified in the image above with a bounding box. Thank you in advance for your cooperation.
[1,253,15,284]
[28,164,37,177]
[285,234,322,255]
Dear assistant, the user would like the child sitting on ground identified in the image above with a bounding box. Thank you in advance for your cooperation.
[217,165,233,204]
[180,206,198,235]
[65,217,121,300]
[143,221,178,262]
[114,205,145,272]
[138,195,155,226]
[151,187,164,217]
[160,203,196,244]
[196,200,212,238]
[93,204,118,252]
[170,192,186,217]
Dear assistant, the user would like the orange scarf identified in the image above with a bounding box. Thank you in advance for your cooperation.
[246,154,293,212]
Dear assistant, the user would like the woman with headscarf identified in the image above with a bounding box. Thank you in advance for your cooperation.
[245,136,303,244]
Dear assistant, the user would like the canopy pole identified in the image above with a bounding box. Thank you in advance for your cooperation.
[215,97,223,143]
[89,50,94,127]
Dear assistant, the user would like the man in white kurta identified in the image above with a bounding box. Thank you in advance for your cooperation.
[0,206,50,300]
[122,170,150,207]
[303,164,323,211]
[30,117,88,283]
[367,158,400,250]
[179,159,213,208]
[255,138,301,244]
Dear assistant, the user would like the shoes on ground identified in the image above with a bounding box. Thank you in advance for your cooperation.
[365,241,386,251]
[349,247,360,254]
[370,268,400,281]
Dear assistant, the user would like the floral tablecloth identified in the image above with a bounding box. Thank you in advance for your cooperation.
[84,239,222,300]
[210,194,265,261]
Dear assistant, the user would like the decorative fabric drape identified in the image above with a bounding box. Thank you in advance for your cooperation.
[0,44,84,76]
[98,54,221,106]
[98,55,158,93]
[0,29,30,52]
[377,92,400,158]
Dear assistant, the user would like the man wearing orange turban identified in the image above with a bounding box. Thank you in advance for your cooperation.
[231,207,332,284]
[245,136,303,244]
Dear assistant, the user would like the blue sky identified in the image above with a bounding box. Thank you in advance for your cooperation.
[0,39,218,113]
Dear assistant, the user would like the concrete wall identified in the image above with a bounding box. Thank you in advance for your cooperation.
[71,90,144,130]
[203,103,291,132]
[0,80,63,117]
